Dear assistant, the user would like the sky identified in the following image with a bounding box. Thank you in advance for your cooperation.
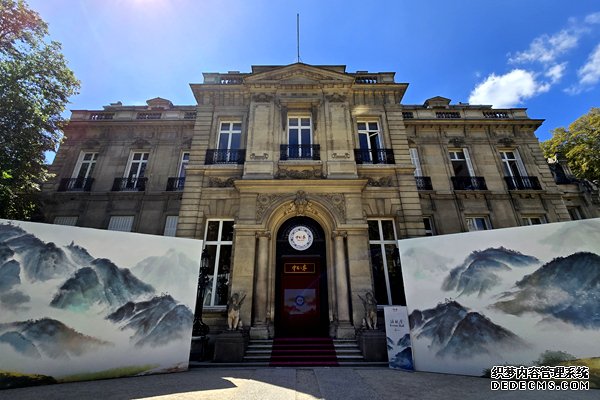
[26,0,599,159]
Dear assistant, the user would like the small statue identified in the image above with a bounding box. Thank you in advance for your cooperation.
[358,291,378,330]
[227,293,246,330]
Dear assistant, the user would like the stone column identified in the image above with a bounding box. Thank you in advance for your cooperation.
[333,230,354,338]
[251,230,270,339]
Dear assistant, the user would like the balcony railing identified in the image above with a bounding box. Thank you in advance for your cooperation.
[354,149,395,164]
[415,176,433,190]
[280,144,321,161]
[166,177,186,191]
[205,149,246,165]
[504,176,542,190]
[451,176,488,190]
[58,177,94,192]
[112,177,147,191]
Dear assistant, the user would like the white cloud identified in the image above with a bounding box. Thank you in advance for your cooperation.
[468,69,550,108]
[578,43,600,85]
[545,62,567,84]
[509,30,579,64]
[584,12,600,25]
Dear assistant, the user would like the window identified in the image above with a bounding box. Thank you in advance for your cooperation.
[163,216,179,236]
[73,152,98,179]
[125,152,149,179]
[357,121,382,162]
[466,216,491,231]
[53,216,77,226]
[368,219,403,306]
[108,216,134,232]
[423,217,435,236]
[500,150,527,178]
[178,152,189,178]
[449,149,474,177]
[409,148,423,177]
[218,122,242,151]
[203,220,234,307]
[522,216,547,225]
[568,207,584,220]
[287,116,312,158]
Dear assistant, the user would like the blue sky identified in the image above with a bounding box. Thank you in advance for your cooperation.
[28,1,599,148]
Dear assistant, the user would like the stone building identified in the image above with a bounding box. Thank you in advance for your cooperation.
[41,63,599,340]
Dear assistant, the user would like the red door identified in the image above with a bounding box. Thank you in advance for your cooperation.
[278,256,323,337]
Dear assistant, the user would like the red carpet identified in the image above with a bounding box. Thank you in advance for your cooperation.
[269,337,338,367]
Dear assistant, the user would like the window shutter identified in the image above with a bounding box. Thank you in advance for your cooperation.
[513,149,528,177]
[163,216,179,236]
[108,216,134,232]
[53,216,78,226]
[409,148,423,177]
[462,148,475,176]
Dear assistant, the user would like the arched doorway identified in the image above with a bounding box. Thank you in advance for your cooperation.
[275,216,328,337]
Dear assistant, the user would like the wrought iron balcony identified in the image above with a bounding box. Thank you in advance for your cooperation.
[280,144,321,161]
[415,176,433,190]
[504,176,542,190]
[354,149,395,165]
[112,177,147,191]
[205,149,246,165]
[166,177,185,191]
[451,176,488,190]
[58,177,94,192]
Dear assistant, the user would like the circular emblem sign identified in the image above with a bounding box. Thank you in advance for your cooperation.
[288,226,314,251]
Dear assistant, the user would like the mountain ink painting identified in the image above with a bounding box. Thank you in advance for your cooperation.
[398,218,600,386]
[0,219,202,389]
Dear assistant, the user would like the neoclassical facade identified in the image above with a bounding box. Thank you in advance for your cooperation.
[42,63,600,339]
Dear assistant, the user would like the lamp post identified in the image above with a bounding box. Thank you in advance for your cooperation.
[193,248,211,337]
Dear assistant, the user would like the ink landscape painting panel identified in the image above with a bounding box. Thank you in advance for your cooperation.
[0,219,202,389]
[398,218,600,385]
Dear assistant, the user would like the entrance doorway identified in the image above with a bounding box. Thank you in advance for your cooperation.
[275,217,328,337]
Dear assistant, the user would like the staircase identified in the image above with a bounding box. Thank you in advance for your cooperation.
[242,337,384,367]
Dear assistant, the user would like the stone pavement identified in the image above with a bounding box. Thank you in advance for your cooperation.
[0,367,596,400]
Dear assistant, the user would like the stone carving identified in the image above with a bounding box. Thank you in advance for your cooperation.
[364,176,393,187]
[256,194,283,222]
[498,137,515,147]
[275,168,324,179]
[358,291,378,330]
[227,293,246,330]
[331,152,350,159]
[250,152,269,160]
[315,193,346,221]
[325,93,346,103]
[448,137,465,148]
[283,190,319,217]
[208,177,236,187]
[252,93,273,102]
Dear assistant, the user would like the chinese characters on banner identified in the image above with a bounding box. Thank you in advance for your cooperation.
[384,306,414,371]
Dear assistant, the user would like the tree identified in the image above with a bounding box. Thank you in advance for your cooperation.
[541,108,600,183]
[0,0,79,220]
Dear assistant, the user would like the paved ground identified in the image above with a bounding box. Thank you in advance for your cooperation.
[0,367,596,400]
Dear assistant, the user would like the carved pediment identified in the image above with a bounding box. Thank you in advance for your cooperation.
[245,63,354,85]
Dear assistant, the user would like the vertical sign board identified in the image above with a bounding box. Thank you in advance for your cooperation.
[384,306,414,370]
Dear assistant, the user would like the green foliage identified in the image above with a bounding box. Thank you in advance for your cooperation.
[533,350,576,366]
[541,108,600,182]
[0,0,79,220]
[0,370,57,389]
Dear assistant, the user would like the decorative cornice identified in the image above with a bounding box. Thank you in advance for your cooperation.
[332,230,348,239]
[252,93,273,102]
[208,177,236,187]
[275,168,324,179]
[255,230,271,239]
[363,176,393,187]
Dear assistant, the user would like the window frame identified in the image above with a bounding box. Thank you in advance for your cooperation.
[202,219,234,308]
[124,151,150,179]
[367,218,399,306]
[163,215,179,236]
[72,152,98,179]
[357,120,382,151]
[567,207,584,220]
[449,148,475,177]
[500,149,527,178]
[466,216,491,231]
[409,148,423,177]
[217,121,242,151]
[178,152,190,178]
[423,217,435,236]
[522,216,547,226]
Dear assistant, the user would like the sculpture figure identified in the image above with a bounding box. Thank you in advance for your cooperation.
[227,293,246,330]
[358,291,378,330]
